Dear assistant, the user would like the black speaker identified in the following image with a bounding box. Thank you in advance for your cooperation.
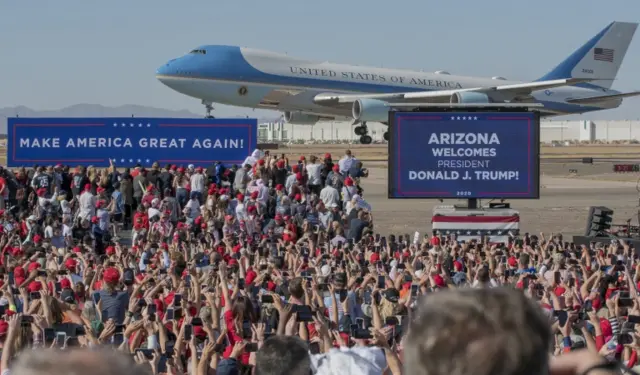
[584,206,614,237]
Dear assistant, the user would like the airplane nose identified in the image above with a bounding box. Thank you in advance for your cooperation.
[156,58,180,79]
[156,63,172,77]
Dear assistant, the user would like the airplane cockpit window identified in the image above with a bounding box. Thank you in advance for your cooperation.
[189,49,206,54]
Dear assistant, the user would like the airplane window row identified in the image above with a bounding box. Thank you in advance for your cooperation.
[190,49,207,54]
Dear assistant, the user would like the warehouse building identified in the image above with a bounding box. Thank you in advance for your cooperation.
[258,120,640,144]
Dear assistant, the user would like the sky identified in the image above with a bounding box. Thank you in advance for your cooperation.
[1,0,640,120]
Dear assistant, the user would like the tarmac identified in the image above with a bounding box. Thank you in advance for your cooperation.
[361,161,640,237]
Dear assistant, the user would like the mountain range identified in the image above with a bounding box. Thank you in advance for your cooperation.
[0,104,277,134]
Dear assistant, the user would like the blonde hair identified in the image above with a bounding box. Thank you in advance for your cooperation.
[99,169,109,186]
[202,209,211,222]
[87,166,97,182]
[10,325,31,359]
[379,296,400,321]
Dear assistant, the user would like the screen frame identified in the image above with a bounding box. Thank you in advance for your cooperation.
[387,108,541,200]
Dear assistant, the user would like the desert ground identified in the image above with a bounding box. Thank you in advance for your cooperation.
[4,144,640,238]
[280,145,640,237]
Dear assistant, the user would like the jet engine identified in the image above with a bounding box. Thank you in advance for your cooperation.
[352,99,389,123]
[283,111,321,125]
[450,92,492,104]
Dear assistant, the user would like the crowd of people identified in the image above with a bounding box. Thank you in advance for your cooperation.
[0,149,632,375]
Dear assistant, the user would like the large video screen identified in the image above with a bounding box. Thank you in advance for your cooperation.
[388,111,540,199]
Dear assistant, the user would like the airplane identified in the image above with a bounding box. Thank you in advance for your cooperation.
[156,21,640,145]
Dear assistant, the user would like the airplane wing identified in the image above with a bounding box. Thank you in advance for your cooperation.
[566,91,640,104]
[314,78,600,104]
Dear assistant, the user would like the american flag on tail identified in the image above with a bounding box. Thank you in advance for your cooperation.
[431,207,520,243]
[593,47,614,62]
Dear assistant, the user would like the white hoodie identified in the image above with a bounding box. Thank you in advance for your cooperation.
[311,347,387,375]
[242,149,263,168]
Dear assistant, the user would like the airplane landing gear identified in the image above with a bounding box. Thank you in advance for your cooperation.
[354,125,366,136]
[354,122,373,144]
[203,100,215,119]
[360,135,373,144]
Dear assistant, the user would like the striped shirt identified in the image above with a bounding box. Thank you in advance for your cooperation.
[323,291,358,321]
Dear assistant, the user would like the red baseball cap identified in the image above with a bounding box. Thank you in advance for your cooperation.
[246,270,257,285]
[266,281,276,291]
[28,281,42,293]
[433,275,446,288]
[103,268,120,284]
[64,258,77,269]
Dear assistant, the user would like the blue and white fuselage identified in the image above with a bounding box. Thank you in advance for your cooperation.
[156,21,639,143]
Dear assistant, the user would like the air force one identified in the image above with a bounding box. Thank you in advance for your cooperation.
[156,21,640,144]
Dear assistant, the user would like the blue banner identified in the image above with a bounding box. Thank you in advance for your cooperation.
[389,112,540,199]
[7,117,257,167]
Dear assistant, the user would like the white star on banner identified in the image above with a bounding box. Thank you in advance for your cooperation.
[130,123,135,127]
[129,159,133,163]
[456,116,461,120]
[450,116,455,120]
[137,159,141,162]
[145,159,150,163]
[462,116,467,120]
[466,231,471,235]
[113,123,118,127]
[121,123,126,127]
[146,123,151,127]
[120,159,125,163]
[474,116,478,120]
[138,123,143,127]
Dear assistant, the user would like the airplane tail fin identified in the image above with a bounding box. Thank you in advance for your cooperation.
[537,21,638,89]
